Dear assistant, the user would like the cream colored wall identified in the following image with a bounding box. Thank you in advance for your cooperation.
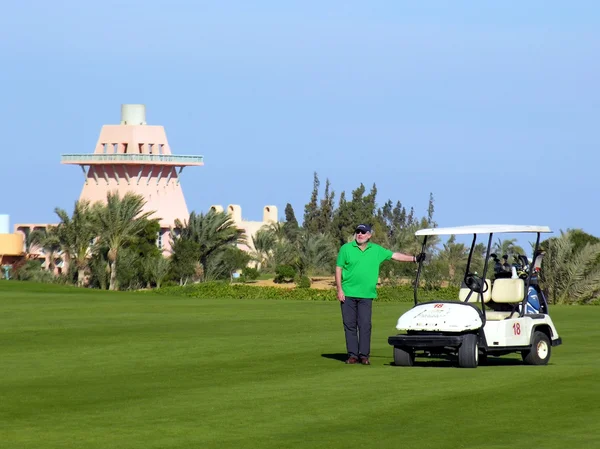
[210,204,279,253]
[11,204,279,266]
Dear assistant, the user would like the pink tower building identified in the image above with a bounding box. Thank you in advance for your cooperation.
[60,104,203,250]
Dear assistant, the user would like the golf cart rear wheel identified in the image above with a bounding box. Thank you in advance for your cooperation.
[522,331,551,365]
[394,347,414,366]
[458,334,478,368]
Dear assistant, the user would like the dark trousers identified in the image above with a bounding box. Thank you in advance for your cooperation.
[340,297,373,358]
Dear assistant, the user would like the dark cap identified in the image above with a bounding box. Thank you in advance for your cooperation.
[355,224,372,233]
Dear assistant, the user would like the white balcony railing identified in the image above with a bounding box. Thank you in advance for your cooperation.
[61,154,204,164]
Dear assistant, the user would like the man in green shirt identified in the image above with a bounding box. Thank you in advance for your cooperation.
[335,223,426,365]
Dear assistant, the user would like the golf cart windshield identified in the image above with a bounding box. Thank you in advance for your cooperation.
[413,224,553,317]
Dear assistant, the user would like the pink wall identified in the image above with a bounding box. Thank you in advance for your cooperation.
[79,165,189,228]
[92,125,175,155]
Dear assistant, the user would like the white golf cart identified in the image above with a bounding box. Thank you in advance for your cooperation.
[388,225,562,368]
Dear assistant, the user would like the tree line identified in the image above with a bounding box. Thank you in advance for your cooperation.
[8,173,600,304]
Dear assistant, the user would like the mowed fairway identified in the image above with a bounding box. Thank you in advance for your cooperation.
[1,282,600,449]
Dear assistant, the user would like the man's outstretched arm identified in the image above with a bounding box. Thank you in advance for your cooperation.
[392,252,426,263]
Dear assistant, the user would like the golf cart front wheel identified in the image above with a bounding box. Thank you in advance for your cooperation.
[522,331,551,365]
[458,334,478,368]
[394,347,414,366]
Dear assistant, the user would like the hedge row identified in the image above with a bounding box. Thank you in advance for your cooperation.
[154,282,460,302]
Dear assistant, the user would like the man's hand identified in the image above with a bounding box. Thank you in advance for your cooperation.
[414,252,426,263]
[337,288,345,303]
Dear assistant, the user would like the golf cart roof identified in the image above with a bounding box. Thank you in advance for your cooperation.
[415,225,552,236]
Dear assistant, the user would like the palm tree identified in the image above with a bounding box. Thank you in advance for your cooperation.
[88,251,111,290]
[54,200,97,287]
[264,222,287,242]
[251,227,276,270]
[470,242,489,274]
[260,222,298,270]
[29,227,62,273]
[438,235,469,284]
[93,192,159,290]
[492,238,526,260]
[144,255,170,288]
[540,230,600,304]
[293,230,337,276]
[173,210,246,281]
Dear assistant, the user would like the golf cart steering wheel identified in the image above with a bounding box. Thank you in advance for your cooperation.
[464,273,488,293]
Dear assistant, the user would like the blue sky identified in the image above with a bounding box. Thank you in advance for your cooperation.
[1,1,598,248]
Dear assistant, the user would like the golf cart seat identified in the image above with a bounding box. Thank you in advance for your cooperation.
[486,279,524,321]
[459,279,492,303]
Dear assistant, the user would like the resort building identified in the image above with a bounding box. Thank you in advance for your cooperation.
[6,105,279,272]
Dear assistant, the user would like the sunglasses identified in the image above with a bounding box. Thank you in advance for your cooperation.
[355,230,370,235]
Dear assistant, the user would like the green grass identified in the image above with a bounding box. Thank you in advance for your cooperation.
[1,281,599,449]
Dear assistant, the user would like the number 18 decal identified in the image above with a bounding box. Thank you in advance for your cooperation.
[513,323,521,335]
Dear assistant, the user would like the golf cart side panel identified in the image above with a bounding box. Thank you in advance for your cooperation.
[396,302,482,332]
[530,319,562,344]
[483,318,533,347]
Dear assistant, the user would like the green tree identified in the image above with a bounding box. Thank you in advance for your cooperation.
[438,235,469,285]
[126,220,162,287]
[303,172,320,233]
[88,246,110,290]
[331,191,352,246]
[542,228,600,254]
[169,238,201,285]
[378,200,408,248]
[469,243,488,275]
[115,247,142,290]
[29,226,62,273]
[271,239,297,269]
[293,230,337,276]
[144,254,170,288]
[173,210,246,281]
[492,238,526,260]
[54,200,97,287]
[316,178,335,234]
[331,183,378,246]
[283,203,299,242]
[251,227,276,270]
[93,191,159,291]
[427,192,435,226]
[205,246,251,281]
[540,229,600,304]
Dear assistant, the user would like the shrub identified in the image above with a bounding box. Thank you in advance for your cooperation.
[152,282,460,303]
[13,260,56,283]
[242,267,260,281]
[161,280,179,288]
[295,275,311,289]
[274,265,296,284]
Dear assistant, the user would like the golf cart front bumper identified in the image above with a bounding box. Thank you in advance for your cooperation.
[388,334,464,349]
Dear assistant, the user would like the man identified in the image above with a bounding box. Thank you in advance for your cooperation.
[335,224,426,365]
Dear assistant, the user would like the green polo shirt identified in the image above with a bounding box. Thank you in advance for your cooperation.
[336,240,393,299]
